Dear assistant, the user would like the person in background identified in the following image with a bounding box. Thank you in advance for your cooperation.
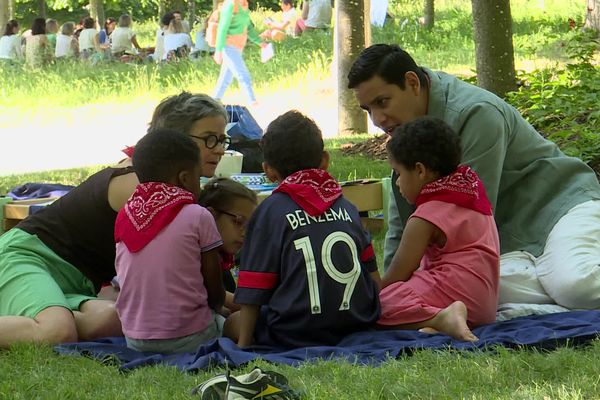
[0,20,24,62]
[173,10,191,33]
[294,0,332,36]
[99,17,117,46]
[163,18,193,62]
[25,17,52,67]
[115,129,225,354]
[212,0,267,106]
[260,0,298,42]
[152,12,175,62]
[45,18,59,51]
[55,21,79,59]
[78,16,102,59]
[0,92,228,350]
[110,14,142,57]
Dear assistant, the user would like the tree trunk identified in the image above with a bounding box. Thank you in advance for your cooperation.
[158,0,166,19]
[423,0,434,29]
[471,0,517,97]
[364,0,371,46]
[584,0,599,35]
[8,0,13,19]
[187,0,195,31]
[89,0,105,29]
[37,0,46,18]
[335,0,368,136]
[0,0,8,39]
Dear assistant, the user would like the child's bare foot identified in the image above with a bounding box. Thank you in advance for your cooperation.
[431,301,478,342]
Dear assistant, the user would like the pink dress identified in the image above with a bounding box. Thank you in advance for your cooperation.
[378,200,500,327]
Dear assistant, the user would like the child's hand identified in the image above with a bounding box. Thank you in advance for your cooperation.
[259,41,268,48]
[217,306,232,317]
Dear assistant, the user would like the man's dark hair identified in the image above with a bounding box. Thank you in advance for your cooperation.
[133,128,199,183]
[261,110,324,179]
[82,16,95,29]
[282,0,294,6]
[347,44,429,90]
[387,117,461,177]
[161,12,175,27]
[31,17,46,35]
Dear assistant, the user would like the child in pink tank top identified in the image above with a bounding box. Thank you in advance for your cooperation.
[378,117,500,342]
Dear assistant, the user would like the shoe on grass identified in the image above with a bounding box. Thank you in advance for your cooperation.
[225,368,300,399]
[191,366,292,399]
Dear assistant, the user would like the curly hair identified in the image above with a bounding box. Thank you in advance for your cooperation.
[133,128,199,183]
[261,110,324,179]
[148,92,228,135]
[387,117,461,177]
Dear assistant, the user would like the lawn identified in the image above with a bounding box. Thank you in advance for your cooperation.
[1,0,600,398]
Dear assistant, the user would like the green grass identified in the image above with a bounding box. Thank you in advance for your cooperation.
[2,339,600,399]
[1,1,600,397]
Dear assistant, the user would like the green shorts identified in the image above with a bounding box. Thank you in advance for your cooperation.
[0,228,97,318]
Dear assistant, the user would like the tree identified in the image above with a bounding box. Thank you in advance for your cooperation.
[471,0,517,97]
[8,0,13,19]
[89,0,105,30]
[37,0,45,17]
[335,0,369,136]
[584,0,599,35]
[423,0,434,29]
[0,0,7,38]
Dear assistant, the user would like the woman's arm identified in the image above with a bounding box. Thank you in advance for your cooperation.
[381,216,438,288]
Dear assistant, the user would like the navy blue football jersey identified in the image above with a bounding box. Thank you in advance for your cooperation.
[235,192,381,348]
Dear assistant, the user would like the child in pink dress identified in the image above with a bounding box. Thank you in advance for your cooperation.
[378,116,500,342]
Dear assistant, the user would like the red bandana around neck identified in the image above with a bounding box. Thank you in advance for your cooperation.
[415,165,492,215]
[273,169,342,216]
[115,182,195,252]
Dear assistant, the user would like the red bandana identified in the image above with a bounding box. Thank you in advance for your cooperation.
[273,169,342,216]
[122,145,135,158]
[220,251,235,271]
[115,182,195,252]
[415,165,492,215]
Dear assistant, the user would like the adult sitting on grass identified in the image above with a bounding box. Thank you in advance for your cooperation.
[25,17,53,68]
[110,14,142,59]
[348,44,600,314]
[0,92,229,349]
[0,20,23,62]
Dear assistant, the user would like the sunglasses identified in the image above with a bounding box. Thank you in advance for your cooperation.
[215,209,248,230]
[189,134,232,150]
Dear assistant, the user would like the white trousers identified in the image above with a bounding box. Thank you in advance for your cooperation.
[499,200,600,314]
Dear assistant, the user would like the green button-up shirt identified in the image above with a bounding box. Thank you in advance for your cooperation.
[384,68,600,268]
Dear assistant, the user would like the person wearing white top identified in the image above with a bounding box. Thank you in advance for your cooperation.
[110,14,141,55]
[152,12,176,62]
[162,19,193,61]
[55,22,79,58]
[0,20,24,60]
[295,0,332,35]
[78,17,100,59]
[260,0,298,41]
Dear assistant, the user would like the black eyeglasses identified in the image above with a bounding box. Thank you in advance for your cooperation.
[215,209,248,230]
[190,134,231,150]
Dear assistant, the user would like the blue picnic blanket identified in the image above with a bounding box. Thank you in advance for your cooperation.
[54,311,600,372]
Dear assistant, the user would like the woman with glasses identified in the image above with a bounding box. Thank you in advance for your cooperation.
[0,92,229,349]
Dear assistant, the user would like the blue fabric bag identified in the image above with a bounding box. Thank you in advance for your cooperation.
[225,105,263,142]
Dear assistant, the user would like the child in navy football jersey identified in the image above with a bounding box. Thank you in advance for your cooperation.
[225,110,382,348]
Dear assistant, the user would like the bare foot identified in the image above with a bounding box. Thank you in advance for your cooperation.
[431,301,478,342]
[418,327,439,334]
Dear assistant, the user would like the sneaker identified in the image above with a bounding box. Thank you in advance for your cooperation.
[225,368,299,399]
[191,367,291,399]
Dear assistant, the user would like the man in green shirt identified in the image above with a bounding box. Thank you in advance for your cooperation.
[348,44,600,314]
